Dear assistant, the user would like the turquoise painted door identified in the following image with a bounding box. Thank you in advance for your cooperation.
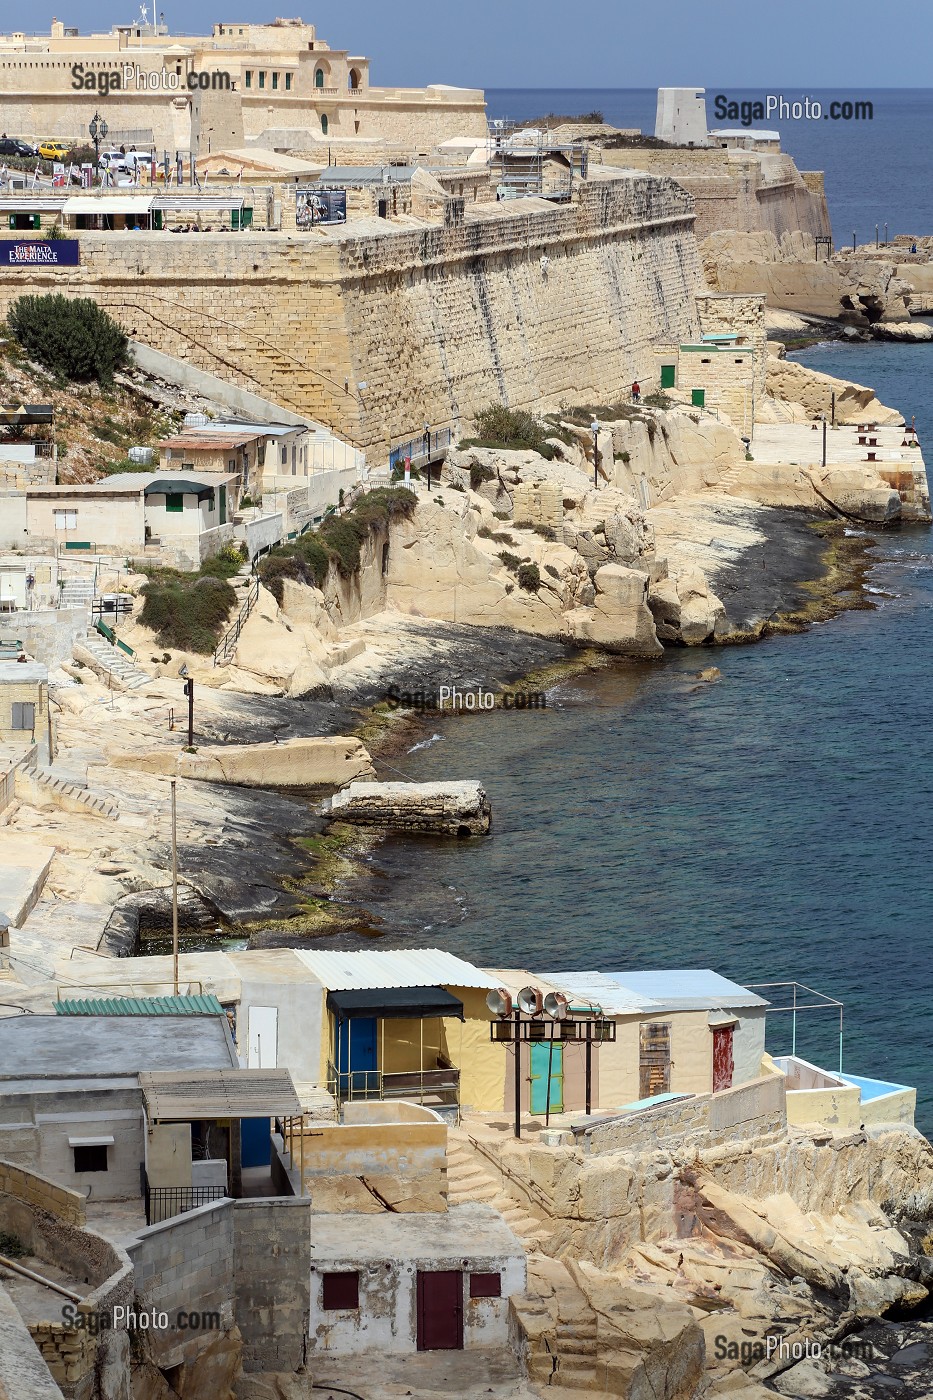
[529,1042,563,1115]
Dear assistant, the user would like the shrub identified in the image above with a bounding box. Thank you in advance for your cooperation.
[7,294,128,387]
[139,569,237,654]
[643,391,672,410]
[448,479,465,492]
[465,405,556,460]
[498,550,521,571]
[545,564,560,580]
[257,487,417,603]
[517,562,541,592]
[478,526,515,544]
[469,462,495,491]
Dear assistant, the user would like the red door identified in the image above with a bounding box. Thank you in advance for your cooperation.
[416,1270,463,1351]
[712,1026,734,1092]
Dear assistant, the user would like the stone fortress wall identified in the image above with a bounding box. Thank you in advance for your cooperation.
[0,173,703,457]
[599,146,830,243]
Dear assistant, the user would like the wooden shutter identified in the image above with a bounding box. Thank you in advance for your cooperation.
[322,1271,359,1310]
[639,1021,671,1099]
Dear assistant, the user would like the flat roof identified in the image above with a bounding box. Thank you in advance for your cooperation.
[0,1014,238,1077]
[158,432,263,450]
[607,969,768,1012]
[308,1203,525,1262]
[0,660,46,684]
[140,1067,301,1120]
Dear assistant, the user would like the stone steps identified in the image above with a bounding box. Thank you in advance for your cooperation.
[79,634,153,691]
[33,767,120,821]
[446,1136,551,1245]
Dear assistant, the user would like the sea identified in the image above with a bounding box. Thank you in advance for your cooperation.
[347,94,933,1133]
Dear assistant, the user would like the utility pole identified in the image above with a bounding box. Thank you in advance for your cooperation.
[822,413,827,470]
[170,778,179,996]
[513,1007,522,1140]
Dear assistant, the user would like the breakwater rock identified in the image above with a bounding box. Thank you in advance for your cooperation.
[323,780,491,836]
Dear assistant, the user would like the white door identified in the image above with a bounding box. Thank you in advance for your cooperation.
[247,1005,278,1068]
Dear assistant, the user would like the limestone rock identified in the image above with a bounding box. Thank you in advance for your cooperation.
[323,779,491,835]
[773,1360,833,1398]
[234,1371,313,1400]
[648,567,726,646]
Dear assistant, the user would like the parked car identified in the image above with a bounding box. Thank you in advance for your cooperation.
[37,140,71,161]
[0,137,36,158]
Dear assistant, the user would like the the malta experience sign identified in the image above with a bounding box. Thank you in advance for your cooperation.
[2,241,81,268]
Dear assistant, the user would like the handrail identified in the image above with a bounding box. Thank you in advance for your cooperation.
[213,575,260,666]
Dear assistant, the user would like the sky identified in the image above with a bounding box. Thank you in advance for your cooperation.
[23,0,933,89]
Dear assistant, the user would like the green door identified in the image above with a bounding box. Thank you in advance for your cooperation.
[691,388,705,408]
[529,1042,563,1115]
[660,363,676,389]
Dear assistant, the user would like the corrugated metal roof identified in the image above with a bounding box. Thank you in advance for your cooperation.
[544,971,655,1016]
[295,947,499,992]
[54,994,225,1017]
[140,1067,301,1120]
[602,969,769,1011]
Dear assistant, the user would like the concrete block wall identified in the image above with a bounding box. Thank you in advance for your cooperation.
[0,1159,86,1226]
[127,1198,235,1368]
[233,1198,311,1372]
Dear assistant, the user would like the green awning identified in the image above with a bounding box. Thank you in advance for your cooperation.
[55,994,225,1017]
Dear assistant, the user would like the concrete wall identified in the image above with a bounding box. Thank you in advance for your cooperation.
[0,672,48,745]
[130,342,312,427]
[9,609,89,668]
[233,1197,311,1373]
[0,1284,65,1400]
[232,959,326,1082]
[578,1074,786,1158]
[296,1115,447,1213]
[0,1084,145,1202]
[26,492,145,552]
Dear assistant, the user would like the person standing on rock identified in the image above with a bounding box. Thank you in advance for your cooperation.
[631,380,641,404]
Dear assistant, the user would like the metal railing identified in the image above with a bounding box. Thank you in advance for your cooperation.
[746,980,844,1073]
[326,1057,460,1108]
[143,1177,226,1226]
[389,427,452,471]
[213,575,259,666]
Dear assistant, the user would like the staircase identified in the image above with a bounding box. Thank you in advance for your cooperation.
[446,1130,552,1248]
[511,1257,604,1393]
[33,767,120,821]
[79,631,153,691]
[59,576,96,609]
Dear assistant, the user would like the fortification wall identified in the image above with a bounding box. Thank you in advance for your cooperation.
[0,174,701,459]
[601,147,830,242]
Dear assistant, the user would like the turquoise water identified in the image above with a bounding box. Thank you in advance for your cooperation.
[353,342,933,1130]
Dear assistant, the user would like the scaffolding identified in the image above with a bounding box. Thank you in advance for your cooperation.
[487,119,588,202]
[746,980,844,1073]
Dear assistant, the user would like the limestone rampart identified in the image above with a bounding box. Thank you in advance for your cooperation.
[0,174,701,459]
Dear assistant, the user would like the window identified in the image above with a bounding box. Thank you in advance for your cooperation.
[285,72,292,91]
[9,213,40,230]
[53,509,77,531]
[219,484,227,525]
[165,493,184,512]
[470,1273,501,1299]
[245,69,252,88]
[322,1272,359,1309]
[73,1143,108,1173]
[280,444,287,466]
[272,71,278,90]
[321,114,328,136]
[11,702,35,731]
[314,66,324,89]
[258,70,265,89]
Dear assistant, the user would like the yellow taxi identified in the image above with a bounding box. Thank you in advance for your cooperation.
[38,140,71,162]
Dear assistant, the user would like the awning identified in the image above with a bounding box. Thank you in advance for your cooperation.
[151,193,245,210]
[142,477,217,498]
[327,986,464,1022]
[0,198,66,212]
[62,195,153,215]
[140,1067,302,1121]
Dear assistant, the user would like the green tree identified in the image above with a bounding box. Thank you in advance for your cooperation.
[7,294,128,387]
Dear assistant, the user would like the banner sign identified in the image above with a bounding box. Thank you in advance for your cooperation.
[296,188,347,228]
[2,241,81,267]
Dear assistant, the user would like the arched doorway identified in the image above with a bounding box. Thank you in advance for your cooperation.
[348,67,361,91]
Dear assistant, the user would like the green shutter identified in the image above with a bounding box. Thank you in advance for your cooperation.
[219,484,227,525]
[660,363,676,389]
[691,388,705,408]
[165,493,184,512]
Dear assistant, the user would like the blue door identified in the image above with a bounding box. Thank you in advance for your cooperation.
[336,1016,377,1098]
[529,1042,563,1115]
[240,1116,271,1167]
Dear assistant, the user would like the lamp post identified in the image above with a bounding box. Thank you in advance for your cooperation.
[590,419,599,489]
[88,112,108,172]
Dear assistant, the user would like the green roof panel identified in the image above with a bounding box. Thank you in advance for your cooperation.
[54,994,225,1017]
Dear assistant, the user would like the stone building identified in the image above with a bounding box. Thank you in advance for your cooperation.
[0,16,486,159]
[0,658,50,749]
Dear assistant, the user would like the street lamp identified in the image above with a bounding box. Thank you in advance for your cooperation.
[590,419,599,489]
[88,112,108,169]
